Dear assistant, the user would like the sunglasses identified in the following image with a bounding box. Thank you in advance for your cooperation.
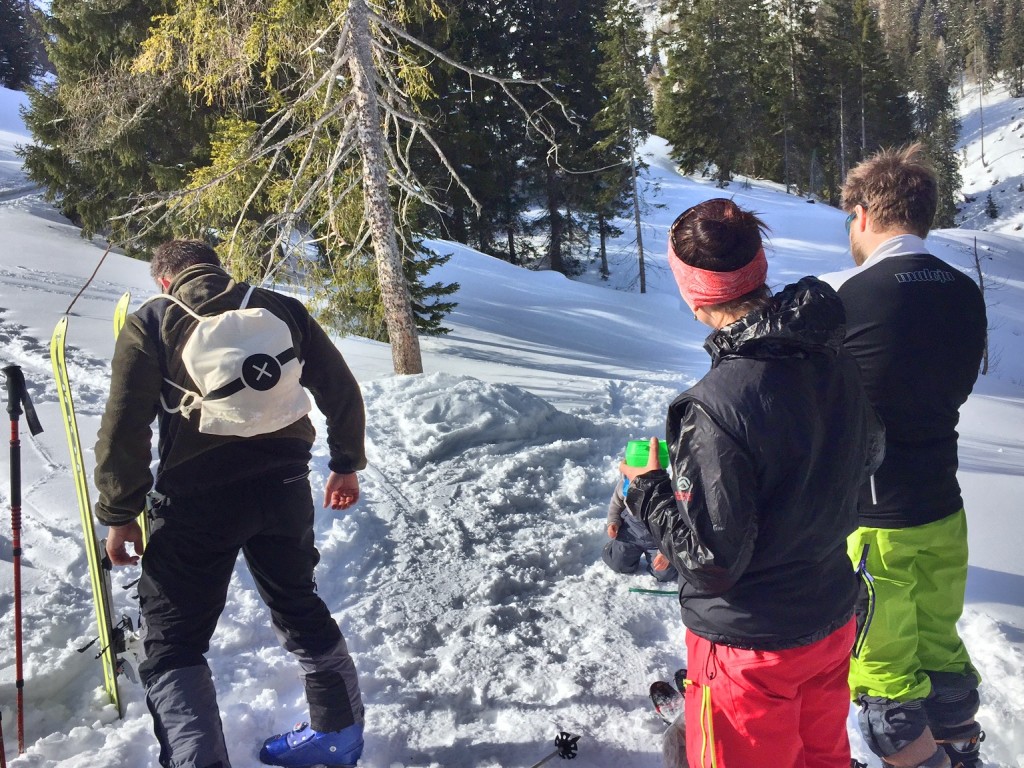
[844,206,866,234]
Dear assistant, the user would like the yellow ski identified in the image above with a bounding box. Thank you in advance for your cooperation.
[51,316,126,717]
[112,292,150,548]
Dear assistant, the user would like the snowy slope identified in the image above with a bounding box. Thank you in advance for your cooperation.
[1,82,1023,768]
[958,79,1024,234]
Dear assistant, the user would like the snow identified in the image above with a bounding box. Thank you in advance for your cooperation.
[958,79,1024,235]
[1,82,1023,768]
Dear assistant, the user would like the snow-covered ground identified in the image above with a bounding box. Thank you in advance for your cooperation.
[958,79,1024,234]
[1,81,1023,768]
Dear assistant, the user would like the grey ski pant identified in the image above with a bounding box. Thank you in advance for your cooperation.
[138,466,363,768]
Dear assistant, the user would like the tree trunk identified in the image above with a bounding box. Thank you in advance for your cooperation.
[839,82,847,182]
[348,0,423,374]
[546,163,565,274]
[506,224,517,265]
[972,237,989,375]
[627,123,646,294]
[598,214,609,279]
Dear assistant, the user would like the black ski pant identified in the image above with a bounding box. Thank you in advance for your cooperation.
[138,466,363,768]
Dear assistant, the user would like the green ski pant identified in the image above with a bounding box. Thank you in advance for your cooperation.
[847,509,980,705]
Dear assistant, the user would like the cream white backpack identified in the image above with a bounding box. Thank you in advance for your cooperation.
[144,285,311,437]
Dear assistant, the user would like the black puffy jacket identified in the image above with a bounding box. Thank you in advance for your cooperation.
[630,277,884,650]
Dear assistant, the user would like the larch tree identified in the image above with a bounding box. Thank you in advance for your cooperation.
[127,0,561,374]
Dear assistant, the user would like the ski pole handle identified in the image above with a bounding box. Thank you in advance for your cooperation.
[2,366,43,436]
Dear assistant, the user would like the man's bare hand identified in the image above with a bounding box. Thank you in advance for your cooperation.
[106,521,144,566]
[323,471,359,510]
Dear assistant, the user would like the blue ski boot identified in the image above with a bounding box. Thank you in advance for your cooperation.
[259,721,363,767]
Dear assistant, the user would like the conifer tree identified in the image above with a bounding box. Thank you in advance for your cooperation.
[875,0,916,82]
[19,0,212,248]
[408,3,533,263]
[985,191,999,219]
[850,0,914,158]
[911,2,962,228]
[593,0,654,289]
[999,0,1024,96]
[656,0,774,184]
[0,0,37,89]
[768,0,818,194]
[510,0,606,275]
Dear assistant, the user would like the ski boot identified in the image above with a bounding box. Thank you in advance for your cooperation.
[259,721,363,767]
[934,721,985,768]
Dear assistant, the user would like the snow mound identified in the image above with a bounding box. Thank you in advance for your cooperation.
[363,373,595,470]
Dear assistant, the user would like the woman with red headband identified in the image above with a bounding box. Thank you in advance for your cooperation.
[623,198,883,767]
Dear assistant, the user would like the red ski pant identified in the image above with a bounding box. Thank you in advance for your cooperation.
[684,618,855,768]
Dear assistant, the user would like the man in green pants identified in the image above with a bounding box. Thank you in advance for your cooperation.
[821,144,987,768]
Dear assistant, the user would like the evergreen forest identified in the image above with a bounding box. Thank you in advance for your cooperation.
[10,0,1024,348]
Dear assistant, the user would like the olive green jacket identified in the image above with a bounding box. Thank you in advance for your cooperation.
[94,264,366,526]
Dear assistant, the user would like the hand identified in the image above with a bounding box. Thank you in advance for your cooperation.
[619,437,664,481]
[106,521,144,566]
[607,523,619,539]
[652,552,670,572]
[324,471,359,510]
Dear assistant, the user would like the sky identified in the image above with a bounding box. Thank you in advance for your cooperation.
[0,80,1022,768]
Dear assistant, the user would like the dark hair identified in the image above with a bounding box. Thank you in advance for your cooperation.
[669,198,772,314]
[150,239,221,282]
[669,198,769,272]
[841,143,937,237]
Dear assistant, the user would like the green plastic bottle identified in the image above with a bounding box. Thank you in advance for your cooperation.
[624,439,670,468]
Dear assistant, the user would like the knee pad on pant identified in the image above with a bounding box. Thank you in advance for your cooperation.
[925,670,980,728]
[857,694,930,759]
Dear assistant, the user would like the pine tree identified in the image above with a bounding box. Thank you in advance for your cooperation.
[511,0,607,275]
[850,0,914,159]
[656,0,775,184]
[18,0,213,248]
[593,0,653,289]
[999,0,1024,96]
[985,191,999,219]
[768,0,818,194]
[409,3,533,264]
[0,0,38,89]
[911,2,962,228]
[875,0,916,83]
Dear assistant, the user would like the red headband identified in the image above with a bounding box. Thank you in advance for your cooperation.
[668,241,768,311]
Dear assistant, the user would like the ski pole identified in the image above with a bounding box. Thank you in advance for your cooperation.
[628,586,677,596]
[528,731,580,767]
[0,709,7,768]
[3,365,43,755]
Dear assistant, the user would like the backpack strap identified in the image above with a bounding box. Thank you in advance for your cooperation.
[137,283,268,419]
[135,292,213,418]
[138,292,206,321]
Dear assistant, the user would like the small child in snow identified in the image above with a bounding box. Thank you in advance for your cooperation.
[602,477,678,583]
